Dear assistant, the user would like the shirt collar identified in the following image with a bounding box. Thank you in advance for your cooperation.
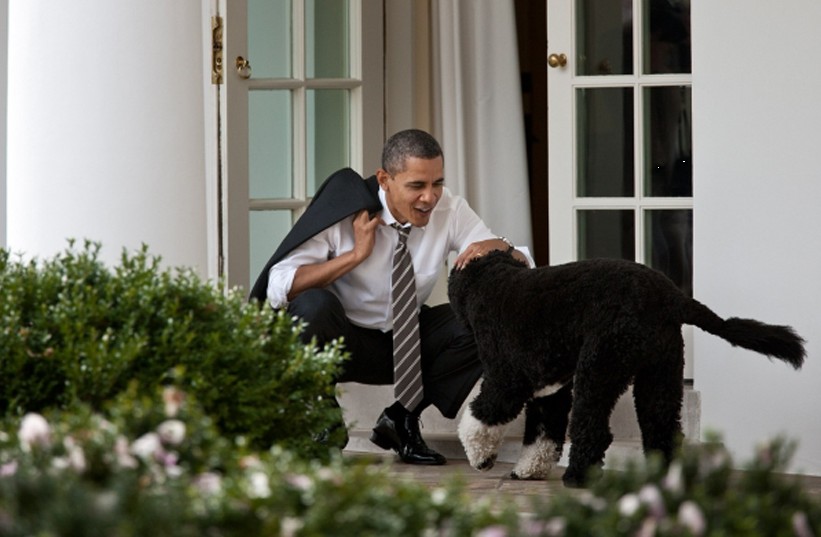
[377,188,426,231]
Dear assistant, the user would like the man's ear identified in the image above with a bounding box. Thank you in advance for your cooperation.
[376,168,390,190]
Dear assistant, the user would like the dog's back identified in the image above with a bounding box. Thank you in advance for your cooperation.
[448,251,805,369]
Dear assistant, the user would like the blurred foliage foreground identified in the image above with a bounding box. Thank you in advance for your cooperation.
[1,242,819,536]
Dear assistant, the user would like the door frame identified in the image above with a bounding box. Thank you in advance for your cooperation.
[204,0,383,290]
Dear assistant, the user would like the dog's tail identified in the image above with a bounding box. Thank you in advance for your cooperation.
[683,299,806,369]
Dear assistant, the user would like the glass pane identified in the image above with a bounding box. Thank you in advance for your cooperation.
[578,210,635,260]
[307,89,349,195]
[645,209,692,295]
[250,210,293,289]
[306,0,349,78]
[248,0,291,78]
[644,0,691,74]
[249,90,292,199]
[576,0,633,75]
[644,86,692,197]
[577,88,634,197]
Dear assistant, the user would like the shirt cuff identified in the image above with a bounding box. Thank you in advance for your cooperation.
[266,264,297,309]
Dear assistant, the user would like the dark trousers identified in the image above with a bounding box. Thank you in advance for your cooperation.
[287,288,482,419]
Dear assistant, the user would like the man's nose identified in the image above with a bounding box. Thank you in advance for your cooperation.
[419,187,437,204]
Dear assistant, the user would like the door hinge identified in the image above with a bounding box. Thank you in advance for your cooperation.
[211,15,224,85]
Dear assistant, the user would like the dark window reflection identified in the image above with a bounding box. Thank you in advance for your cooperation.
[577,88,634,197]
[578,210,635,261]
[645,86,692,197]
[646,0,691,74]
[645,209,692,296]
[576,0,633,75]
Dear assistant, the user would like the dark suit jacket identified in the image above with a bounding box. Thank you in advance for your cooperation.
[249,168,382,303]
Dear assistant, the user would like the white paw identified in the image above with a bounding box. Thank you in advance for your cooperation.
[510,437,560,480]
[457,408,506,471]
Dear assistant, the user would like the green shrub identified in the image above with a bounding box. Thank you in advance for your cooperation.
[0,387,519,536]
[528,434,821,536]
[0,240,346,457]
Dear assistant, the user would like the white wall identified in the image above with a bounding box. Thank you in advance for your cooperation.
[0,1,8,249]
[692,1,821,475]
[7,1,208,272]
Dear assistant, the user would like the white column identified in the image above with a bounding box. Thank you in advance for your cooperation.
[7,1,209,273]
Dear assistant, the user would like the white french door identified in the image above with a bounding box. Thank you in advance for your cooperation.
[547,0,694,377]
[217,0,382,290]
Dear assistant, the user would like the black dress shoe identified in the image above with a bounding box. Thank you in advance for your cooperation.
[369,405,446,465]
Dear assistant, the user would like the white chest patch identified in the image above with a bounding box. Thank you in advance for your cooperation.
[533,382,565,399]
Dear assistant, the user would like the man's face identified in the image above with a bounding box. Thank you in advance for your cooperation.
[377,156,444,227]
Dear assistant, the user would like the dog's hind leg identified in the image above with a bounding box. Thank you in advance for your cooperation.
[633,335,685,463]
[511,382,572,480]
[563,344,633,488]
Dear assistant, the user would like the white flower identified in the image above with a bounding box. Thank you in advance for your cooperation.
[663,461,684,494]
[157,419,186,446]
[677,500,706,536]
[247,471,271,499]
[280,517,304,537]
[162,386,185,417]
[286,473,313,492]
[638,484,666,518]
[618,493,641,517]
[635,517,657,537]
[541,517,567,537]
[63,436,87,472]
[131,432,162,461]
[0,460,18,477]
[579,491,607,512]
[792,511,813,537]
[193,472,223,496]
[431,488,447,505]
[114,436,138,468]
[19,413,51,452]
[476,526,508,537]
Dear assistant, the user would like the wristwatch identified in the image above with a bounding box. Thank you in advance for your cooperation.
[497,236,515,253]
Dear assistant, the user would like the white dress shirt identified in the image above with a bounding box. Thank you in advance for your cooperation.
[267,186,496,331]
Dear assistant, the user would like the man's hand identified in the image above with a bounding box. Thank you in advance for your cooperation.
[287,210,384,301]
[351,209,384,262]
[454,238,513,270]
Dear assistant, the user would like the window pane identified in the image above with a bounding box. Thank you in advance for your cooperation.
[307,89,349,195]
[644,0,691,74]
[249,90,292,199]
[306,0,349,78]
[250,210,293,287]
[645,209,692,295]
[578,210,635,260]
[248,0,291,78]
[577,88,634,197]
[576,0,633,75]
[644,86,692,197]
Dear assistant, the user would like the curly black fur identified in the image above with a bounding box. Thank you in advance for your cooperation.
[448,251,806,487]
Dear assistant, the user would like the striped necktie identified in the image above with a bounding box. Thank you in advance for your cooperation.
[391,223,423,411]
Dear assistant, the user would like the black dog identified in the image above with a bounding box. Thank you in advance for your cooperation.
[448,251,805,487]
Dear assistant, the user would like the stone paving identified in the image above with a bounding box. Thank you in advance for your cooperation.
[346,450,821,513]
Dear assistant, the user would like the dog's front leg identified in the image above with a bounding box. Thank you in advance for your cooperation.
[458,405,508,471]
[458,381,527,472]
[458,405,507,471]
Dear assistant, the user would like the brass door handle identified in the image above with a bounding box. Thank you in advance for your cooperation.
[236,56,252,79]
[548,53,567,69]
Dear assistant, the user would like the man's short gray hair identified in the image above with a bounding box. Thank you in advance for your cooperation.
[381,129,443,176]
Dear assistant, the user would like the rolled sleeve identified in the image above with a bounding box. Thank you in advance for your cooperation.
[264,223,341,309]
[266,263,297,309]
